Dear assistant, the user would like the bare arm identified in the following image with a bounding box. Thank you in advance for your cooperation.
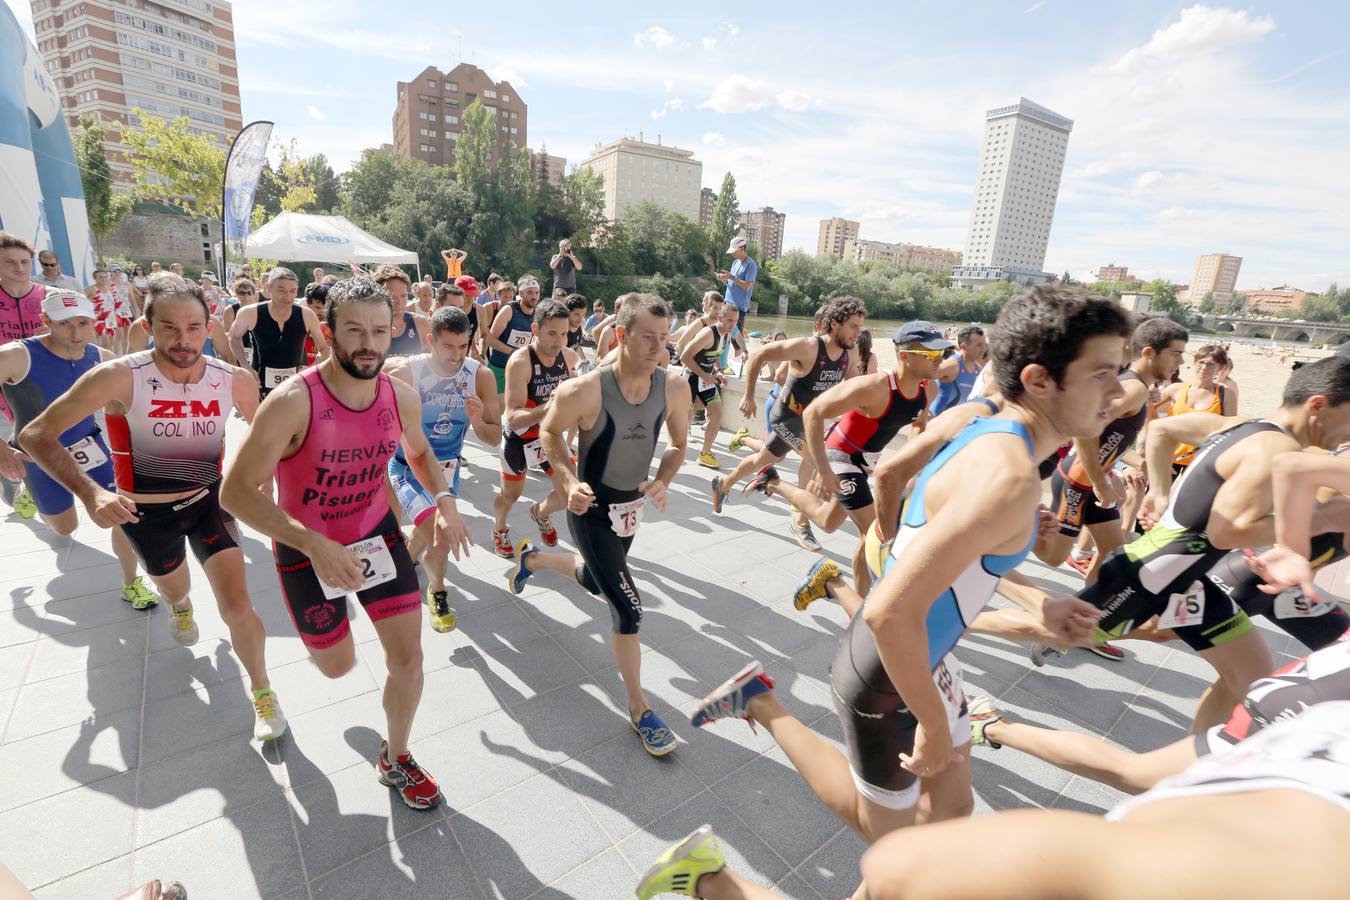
[485,305,516,357]
[503,349,548,433]
[802,373,893,494]
[470,365,504,445]
[1143,411,1245,511]
[549,255,563,270]
[18,362,137,524]
[589,313,616,345]
[674,316,708,355]
[226,304,257,368]
[540,376,600,508]
[301,306,329,359]
[1222,383,1238,416]
[678,327,719,381]
[654,371,691,489]
[873,402,990,542]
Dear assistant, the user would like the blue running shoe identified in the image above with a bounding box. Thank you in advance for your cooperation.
[689,661,775,729]
[507,539,537,595]
[632,707,677,756]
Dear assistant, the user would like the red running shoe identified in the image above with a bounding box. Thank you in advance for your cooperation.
[493,528,514,558]
[529,502,559,547]
[376,741,442,810]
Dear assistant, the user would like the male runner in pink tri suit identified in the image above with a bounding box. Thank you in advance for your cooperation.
[221,275,470,810]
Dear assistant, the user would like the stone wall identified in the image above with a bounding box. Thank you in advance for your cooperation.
[104,206,222,270]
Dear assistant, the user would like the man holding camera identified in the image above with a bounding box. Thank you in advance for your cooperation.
[549,239,582,296]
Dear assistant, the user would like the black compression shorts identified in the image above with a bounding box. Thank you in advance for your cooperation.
[1050,468,1120,537]
[273,510,420,650]
[827,448,874,511]
[686,371,721,407]
[120,482,240,576]
[765,408,805,458]
[568,485,643,635]
[1205,550,1350,651]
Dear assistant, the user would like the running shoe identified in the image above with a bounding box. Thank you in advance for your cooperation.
[741,464,779,496]
[967,696,1004,749]
[507,539,537,595]
[120,576,159,610]
[493,527,514,559]
[1028,643,1064,667]
[0,476,17,508]
[789,518,822,553]
[167,602,199,646]
[710,476,727,514]
[1087,641,1126,661]
[696,451,720,470]
[692,409,707,427]
[636,823,726,900]
[793,558,841,611]
[428,588,456,633]
[631,707,678,757]
[376,741,442,810]
[529,502,559,547]
[728,426,749,453]
[689,661,775,729]
[12,487,36,520]
[252,687,288,742]
[1065,553,1094,577]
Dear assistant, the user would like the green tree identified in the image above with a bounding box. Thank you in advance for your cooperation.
[122,110,225,219]
[305,154,340,212]
[340,149,399,224]
[1198,291,1216,313]
[453,100,495,192]
[72,114,133,260]
[369,160,471,275]
[561,167,606,240]
[708,172,740,263]
[1298,295,1340,323]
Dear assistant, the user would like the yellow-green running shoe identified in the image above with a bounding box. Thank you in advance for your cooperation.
[728,427,749,453]
[121,576,160,610]
[428,588,457,633]
[635,823,725,899]
[13,487,36,520]
[793,558,841,611]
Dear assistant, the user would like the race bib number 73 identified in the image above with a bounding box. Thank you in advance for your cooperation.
[608,497,646,537]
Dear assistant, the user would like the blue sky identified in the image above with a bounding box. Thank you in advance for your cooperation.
[9,1,1350,289]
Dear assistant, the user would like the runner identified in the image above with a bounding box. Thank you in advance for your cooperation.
[748,321,946,595]
[1161,343,1238,475]
[674,292,725,357]
[643,704,1350,900]
[485,276,539,395]
[0,290,156,606]
[565,293,588,352]
[1045,317,1188,581]
[227,267,328,399]
[928,324,986,416]
[84,266,119,351]
[968,636,1350,795]
[220,275,471,808]
[18,279,285,741]
[491,299,579,558]
[385,305,501,631]
[711,298,864,546]
[411,280,434,317]
[505,293,690,756]
[372,265,428,357]
[0,232,47,516]
[690,285,1132,843]
[1080,354,1350,731]
[302,281,329,366]
[434,281,480,358]
[680,301,740,470]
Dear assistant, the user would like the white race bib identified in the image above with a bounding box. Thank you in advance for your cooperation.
[507,330,531,349]
[608,496,646,537]
[1274,589,1334,620]
[698,376,719,391]
[243,346,254,367]
[1158,580,1205,630]
[66,435,108,472]
[440,458,460,478]
[862,450,882,472]
[317,536,397,600]
[523,439,547,468]
[264,366,298,388]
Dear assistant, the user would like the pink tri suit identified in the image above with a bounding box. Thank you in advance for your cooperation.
[274,367,421,650]
[0,282,45,423]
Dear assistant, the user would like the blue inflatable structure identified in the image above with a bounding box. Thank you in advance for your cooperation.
[0,4,95,283]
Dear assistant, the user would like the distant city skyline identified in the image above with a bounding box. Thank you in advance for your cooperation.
[6,0,1347,290]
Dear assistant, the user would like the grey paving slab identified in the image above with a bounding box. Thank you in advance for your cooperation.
[31,854,132,900]
[0,769,136,890]
[308,819,481,899]
[0,705,140,812]
[793,826,865,899]
[545,847,640,900]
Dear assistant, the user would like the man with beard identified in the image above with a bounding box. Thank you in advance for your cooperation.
[20,279,286,743]
[227,267,328,400]
[221,276,471,809]
[485,274,541,395]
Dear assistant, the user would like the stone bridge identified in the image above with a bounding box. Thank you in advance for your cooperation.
[1198,314,1350,346]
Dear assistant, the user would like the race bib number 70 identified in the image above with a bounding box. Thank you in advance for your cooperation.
[317,536,397,600]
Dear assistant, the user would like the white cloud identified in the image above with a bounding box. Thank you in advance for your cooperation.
[1110,5,1276,73]
[633,25,680,49]
[1025,1,1045,12]
[1130,170,1164,193]
[651,98,685,120]
[721,20,740,39]
[486,65,527,88]
[306,105,325,120]
[703,132,726,146]
[699,75,813,114]
[663,79,676,93]
[702,37,717,50]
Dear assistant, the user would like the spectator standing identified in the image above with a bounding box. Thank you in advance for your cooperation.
[549,239,582,295]
[716,236,757,336]
[34,250,79,290]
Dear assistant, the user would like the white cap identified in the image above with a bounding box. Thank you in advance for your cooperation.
[725,236,747,253]
[41,290,96,321]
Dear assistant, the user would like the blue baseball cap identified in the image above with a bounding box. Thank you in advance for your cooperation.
[893,321,953,350]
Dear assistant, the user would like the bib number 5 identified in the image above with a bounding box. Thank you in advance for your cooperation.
[1158,581,1205,630]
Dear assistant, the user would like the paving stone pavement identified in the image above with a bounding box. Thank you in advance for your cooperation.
[0,416,1325,899]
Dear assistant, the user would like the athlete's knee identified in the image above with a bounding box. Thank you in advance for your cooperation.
[312,647,357,679]
[385,640,423,677]
[43,514,79,536]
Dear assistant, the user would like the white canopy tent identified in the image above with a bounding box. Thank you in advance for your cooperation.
[242,211,420,276]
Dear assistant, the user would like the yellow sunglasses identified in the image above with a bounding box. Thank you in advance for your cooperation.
[898,348,946,361]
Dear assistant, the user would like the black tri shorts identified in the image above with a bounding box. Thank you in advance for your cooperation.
[120,482,240,577]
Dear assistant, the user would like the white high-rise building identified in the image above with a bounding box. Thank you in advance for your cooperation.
[578,134,702,223]
[951,98,1072,287]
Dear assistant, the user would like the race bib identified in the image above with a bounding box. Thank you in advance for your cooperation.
[699,377,718,391]
[507,330,531,348]
[66,435,107,472]
[243,346,254,367]
[440,458,459,478]
[1158,581,1205,630]
[317,536,397,600]
[523,439,547,468]
[608,496,646,537]
[861,450,882,472]
[933,653,967,741]
[264,366,297,388]
[1274,589,1334,620]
